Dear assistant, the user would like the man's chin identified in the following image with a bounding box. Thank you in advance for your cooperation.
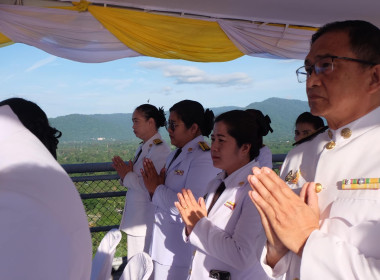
[308,103,325,117]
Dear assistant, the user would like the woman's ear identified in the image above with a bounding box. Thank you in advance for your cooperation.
[148,117,155,127]
[190,123,200,135]
[241,143,251,156]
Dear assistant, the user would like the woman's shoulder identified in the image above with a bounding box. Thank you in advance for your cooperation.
[183,137,211,154]
[148,133,170,150]
[259,145,272,154]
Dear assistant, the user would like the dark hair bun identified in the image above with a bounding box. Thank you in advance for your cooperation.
[202,109,215,136]
[156,107,167,128]
[169,100,214,137]
[135,104,167,129]
[245,109,273,137]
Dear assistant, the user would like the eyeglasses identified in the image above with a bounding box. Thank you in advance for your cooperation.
[296,55,377,83]
[166,120,180,131]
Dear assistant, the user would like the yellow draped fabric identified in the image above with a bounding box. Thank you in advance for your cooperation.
[87,6,243,62]
[0,32,13,47]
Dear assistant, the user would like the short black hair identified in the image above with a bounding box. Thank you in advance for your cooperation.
[312,20,380,64]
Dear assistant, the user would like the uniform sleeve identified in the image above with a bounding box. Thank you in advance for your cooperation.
[301,224,380,279]
[152,152,216,216]
[189,196,266,270]
[122,171,141,191]
[259,245,294,279]
[123,144,170,193]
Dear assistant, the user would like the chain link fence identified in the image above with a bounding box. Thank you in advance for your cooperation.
[62,162,128,258]
[62,154,287,259]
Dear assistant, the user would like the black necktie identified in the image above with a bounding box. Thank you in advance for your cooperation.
[133,147,143,164]
[168,148,182,168]
[208,182,226,214]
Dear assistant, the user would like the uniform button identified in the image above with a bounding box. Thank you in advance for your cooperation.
[328,129,333,139]
[315,183,323,193]
[326,141,336,150]
[193,250,196,256]
[341,128,352,139]
[293,278,300,280]
[189,269,192,274]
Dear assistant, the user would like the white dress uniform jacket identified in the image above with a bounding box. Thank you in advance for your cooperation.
[151,135,220,269]
[119,132,170,237]
[0,105,92,280]
[261,106,380,279]
[257,146,273,168]
[186,161,268,280]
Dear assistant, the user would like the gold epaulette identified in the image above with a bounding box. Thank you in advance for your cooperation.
[198,141,210,151]
[153,138,163,145]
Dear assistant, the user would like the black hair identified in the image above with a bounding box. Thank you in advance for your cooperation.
[311,20,380,64]
[135,104,167,129]
[295,112,325,130]
[169,100,214,137]
[0,98,62,159]
[215,110,260,161]
[245,109,273,147]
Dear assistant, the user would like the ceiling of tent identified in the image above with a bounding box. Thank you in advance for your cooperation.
[3,0,380,28]
[79,0,380,28]
[1,0,380,63]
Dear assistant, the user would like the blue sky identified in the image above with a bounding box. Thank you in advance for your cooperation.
[0,43,307,118]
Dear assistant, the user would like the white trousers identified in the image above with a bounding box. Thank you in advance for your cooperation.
[127,234,151,261]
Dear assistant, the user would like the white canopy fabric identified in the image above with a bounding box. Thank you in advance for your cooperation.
[1,0,379,63]
[0,4,140,62]
[218,20,315,59]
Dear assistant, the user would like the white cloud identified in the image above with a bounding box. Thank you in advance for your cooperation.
[161,86,174,95]
[138,61,252,87]
[26,56,57,72]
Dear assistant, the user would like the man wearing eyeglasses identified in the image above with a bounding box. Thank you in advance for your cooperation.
[248,20,380,279]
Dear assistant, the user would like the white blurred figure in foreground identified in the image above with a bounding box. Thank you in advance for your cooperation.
[0,100,92,280]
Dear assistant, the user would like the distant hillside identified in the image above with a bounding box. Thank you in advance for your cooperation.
[51,113,134,141]
[245,97,310,141]
[49,98,310,143]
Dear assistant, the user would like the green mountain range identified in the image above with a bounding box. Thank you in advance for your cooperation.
[49,97,311,143]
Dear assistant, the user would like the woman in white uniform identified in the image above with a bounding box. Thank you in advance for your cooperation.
[141,100,220,279]
[112,104,171,260]
[175,110,268,280]
[246,109,273,168]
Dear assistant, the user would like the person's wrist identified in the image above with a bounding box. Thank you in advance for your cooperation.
[149,184,158,198]
[266,241,288,268]
[185,225,193,236]
[121,171,128,179]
